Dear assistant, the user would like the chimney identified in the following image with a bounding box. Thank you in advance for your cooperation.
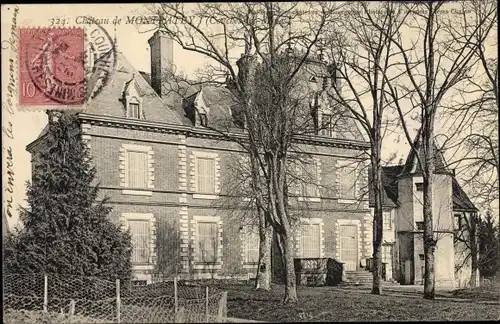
[148,30,174,98]
[236,54,258,92]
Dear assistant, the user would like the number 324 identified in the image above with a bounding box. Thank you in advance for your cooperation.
[49,18,68,26]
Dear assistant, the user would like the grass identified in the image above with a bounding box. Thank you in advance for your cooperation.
[211,283,500,322]
[451,283,500,301]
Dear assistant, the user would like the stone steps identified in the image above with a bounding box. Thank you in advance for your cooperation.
[343,270,400,286]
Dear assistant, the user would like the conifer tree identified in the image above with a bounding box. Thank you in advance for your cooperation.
[4,111,132,282]
[478,211,499,279]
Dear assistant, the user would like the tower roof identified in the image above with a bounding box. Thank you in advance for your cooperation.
[399,129,451,177]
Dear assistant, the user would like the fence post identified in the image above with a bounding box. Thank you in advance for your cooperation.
[217,291,228,323]
[69,299,75,317]
[205,286,209,322]
[43,275,48,312]
[174,277,178,315]
[116,279,121,324]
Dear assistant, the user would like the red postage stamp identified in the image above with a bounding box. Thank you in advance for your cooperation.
[19,27,86,106]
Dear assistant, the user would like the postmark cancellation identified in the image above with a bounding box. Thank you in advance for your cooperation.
[18,23,116,109]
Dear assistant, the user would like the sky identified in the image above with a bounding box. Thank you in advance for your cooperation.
[2,3,497,230]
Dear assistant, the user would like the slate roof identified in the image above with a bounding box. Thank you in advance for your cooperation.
[452,177,477,211]
[84,50,183,125]
[368,165,403,208]
[183,86,242,131]
[400,129,451,176]
[368,164,477,212]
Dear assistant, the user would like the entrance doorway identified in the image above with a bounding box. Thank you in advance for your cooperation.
[340,225,358,271]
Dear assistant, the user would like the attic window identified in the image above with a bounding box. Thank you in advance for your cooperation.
[128,102,141,119]
[309,76,317,83]
[415,183,423,191]
[199,113,208,127]
[416,221,424,231]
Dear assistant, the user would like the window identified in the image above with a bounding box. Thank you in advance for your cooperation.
[454,213,466,231]
[416,221,424,231]
[128,102,140,119]
[127,220,150,264]
[199,113,208,126]
[127,151,148,188]
[243,226,259,264]
[301,165,320,197]
[320,113,334,137]
[383,211,392,230]
[381,245,392,263]
[197,221,218,263]
[300,224,321,258]
[415,183,423,191]
[339,166,357,199]
[196,157,216,193]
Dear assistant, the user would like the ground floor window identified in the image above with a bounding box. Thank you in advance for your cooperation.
[300,223,321,258]
[243,226,260,264]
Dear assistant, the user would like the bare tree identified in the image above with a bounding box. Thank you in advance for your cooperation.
[374,1,496,299]
[143,2,341,302]
[421,0,498,285]
[323,1,410,295]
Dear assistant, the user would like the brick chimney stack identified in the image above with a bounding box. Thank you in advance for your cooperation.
[148,30,174,98]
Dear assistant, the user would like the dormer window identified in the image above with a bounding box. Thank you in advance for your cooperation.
[128,102,140,119]
[199,113,208,127]
[122,76,144,120]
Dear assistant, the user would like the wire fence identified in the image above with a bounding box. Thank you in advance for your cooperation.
[3,273,228,323]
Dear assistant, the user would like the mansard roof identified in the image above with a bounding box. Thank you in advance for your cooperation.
[28,48,372,151]
[84,50,183,125]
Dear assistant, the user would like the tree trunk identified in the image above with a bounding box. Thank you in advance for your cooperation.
[423,174,436,299]
[423,138,436,299]
[423,3,437,300]
[268,153,298,303]
[278,231,298,303]
[256,217,272,291]
[371,157,384,295]
[470,212,478,288]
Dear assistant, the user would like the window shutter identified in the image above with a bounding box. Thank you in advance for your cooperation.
[340,166,356,199]
[128,151,148,188]
[128,220,150,263]
[198,222,217,262]
[246,227,260,263]
[301,224,320,258]
[197,158,215,193]
[305,164,319,197]
[383,211,392,230]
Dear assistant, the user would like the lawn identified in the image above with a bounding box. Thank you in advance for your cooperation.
[214,284,500,322]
